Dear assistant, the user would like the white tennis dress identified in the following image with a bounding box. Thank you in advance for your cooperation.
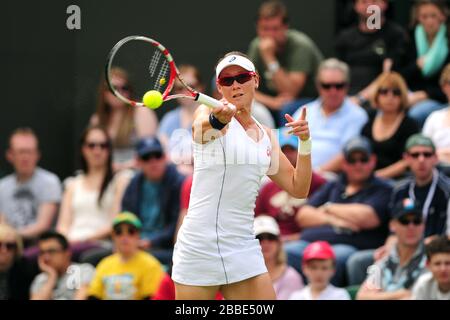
[172,117,272,286]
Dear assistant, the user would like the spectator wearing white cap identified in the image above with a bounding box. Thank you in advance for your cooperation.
[254,215,303,300]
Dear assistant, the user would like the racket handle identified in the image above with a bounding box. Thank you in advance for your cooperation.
[196,93,226,109]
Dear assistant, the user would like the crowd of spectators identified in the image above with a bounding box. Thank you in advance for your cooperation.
[1,0,450,300]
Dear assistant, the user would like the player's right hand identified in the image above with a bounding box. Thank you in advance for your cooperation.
[212,99,237,124]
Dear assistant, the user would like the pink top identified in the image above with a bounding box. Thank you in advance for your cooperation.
[273,266,304,300]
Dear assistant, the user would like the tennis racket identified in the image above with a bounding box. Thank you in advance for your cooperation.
[105,35,223,109]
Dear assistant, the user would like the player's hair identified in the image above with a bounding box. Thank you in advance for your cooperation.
[0,223,23,258]
[257,0,289,24]
[439,63,450,86]
[79,125,114,207]
[317,58,351,85]
[371,72,410,111]
[8,127,39,150]
[95,66,135,148]
[38,230,70,251]
[425,236,450,261]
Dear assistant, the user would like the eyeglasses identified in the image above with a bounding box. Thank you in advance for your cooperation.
[320,82,347,90]
[408,151,434,159]
[38,248,64,256]
[113,225,138,236]
[217,72,256,87]
[0,241,17,251]
[398,216,423,226]
[346,156,370,164]
[85,142,109,150]
[140,151,163,161]
[378,88,401,96]
[256,233,278,241]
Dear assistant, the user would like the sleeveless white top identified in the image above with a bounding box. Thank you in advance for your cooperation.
[67,175,116,242]
[172,117,272,286]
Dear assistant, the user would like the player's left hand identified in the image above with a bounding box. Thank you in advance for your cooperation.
[284,107,310,141]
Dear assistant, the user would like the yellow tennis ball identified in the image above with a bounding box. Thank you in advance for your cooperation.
[142,90,163,109]
[159,77,166,86]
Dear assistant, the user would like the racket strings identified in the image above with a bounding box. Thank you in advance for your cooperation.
[153,59,169,92]
[148,50,162,77]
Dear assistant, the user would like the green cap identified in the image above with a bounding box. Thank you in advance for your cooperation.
[405,134,435,152]
[113,212,142,229]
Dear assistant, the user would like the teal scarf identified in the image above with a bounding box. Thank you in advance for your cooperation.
[415,23,449,77]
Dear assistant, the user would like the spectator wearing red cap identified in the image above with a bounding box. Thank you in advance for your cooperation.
[254,215,303,300]
[289,241,350,300]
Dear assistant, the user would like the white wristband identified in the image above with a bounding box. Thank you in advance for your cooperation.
[298,138,312,155]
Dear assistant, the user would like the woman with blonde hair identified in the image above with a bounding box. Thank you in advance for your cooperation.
[361,72,419,179]
[0,224,37,300]
[254,216,303,300]
[90,67,158,171]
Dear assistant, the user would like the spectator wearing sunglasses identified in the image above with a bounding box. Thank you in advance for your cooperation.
[247,0,323,126]
[254,215,303,300]
[0,128,62,248]
[121,136,185,266]
[292,59,368,175]
[285,136,392,287]
[357,198,427,300]
[347,134,450,286]
[90,66,158,172]
[361,72,419,180]
[0,223,38,300]
[30,231,94,300]
[88,212,164,300]
[55,126,130,262]
[412,236,450,300]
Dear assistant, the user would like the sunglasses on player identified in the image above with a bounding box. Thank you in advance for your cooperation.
[217,72,256,87]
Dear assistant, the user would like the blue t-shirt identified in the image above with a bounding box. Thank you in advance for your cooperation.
[292,98,368,169]
[140,180,163,240]
[301,175,393,250]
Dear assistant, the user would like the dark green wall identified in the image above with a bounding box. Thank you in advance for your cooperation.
[1,0,337,179]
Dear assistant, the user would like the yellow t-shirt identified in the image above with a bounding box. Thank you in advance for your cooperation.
[88,250,164,300]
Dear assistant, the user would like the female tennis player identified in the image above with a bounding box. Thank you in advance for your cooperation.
[172,51,312,300]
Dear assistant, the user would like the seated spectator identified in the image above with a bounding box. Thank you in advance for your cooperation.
[398,0,450,127]
[285,136,392,287]
[88,212,164,300]
[0,128,62,247]
[56,126,130,261]
[423,63,450,167]
[289,241,350,300]
[254,215,303,300]
[247,0,323,126]
[0,224,37,300]
[357,198,427,300]
[90,66,158,172]
[158,65,205,176]
[361,72,419,179]
[255,128,326,243]
[347,133,450,285]
[30,231,94,300]
[413,236,450,299]
[335,0,408,104]
[122,136,185,266]
[292,59,368,174]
